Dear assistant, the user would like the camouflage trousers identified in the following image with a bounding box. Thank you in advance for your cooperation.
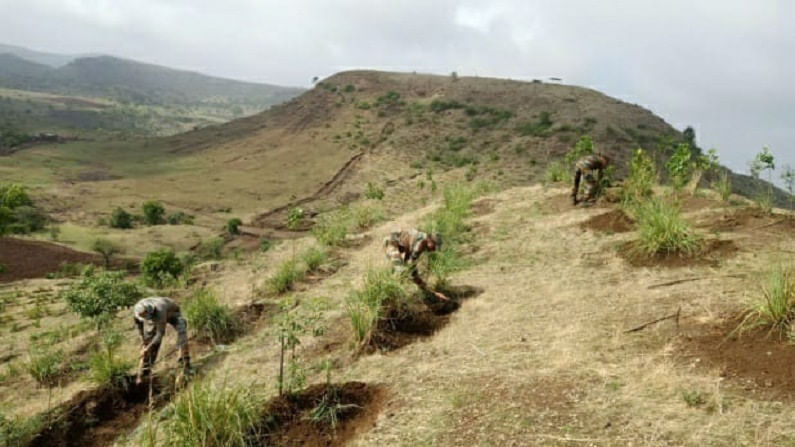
[140,314,189,378]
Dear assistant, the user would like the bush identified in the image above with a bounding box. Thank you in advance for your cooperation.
[666,143,693,191]
[142,200,166,225]
[287,207,304,230]
[167,211,194,225]
[197,238,225,260]
[226,218,242,235]
[110,207,134,229]
[0,184,32,209]
[739,264,794,335]
[631,197,701,256]
[142,249,184,287]
[25,347,63,387]
[267,258,305,294]
[301,246,328,273]
[62,271,142,327]
[364,182,384,200]
[89,330,131,387]
[345,268,412,344]
[312,210,349,246]
[92,238,122,268]
[184,288,237,343]
[0,184,46,235]
[622,149,657,206]
[160,380,262,447]
[749,147,776,213]
[517,111,553,136]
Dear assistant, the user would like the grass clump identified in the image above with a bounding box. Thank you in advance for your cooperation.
[351,203,384,230]
[631,197,702,256]
[712,170,732,202]
[89,329,132,388]
[0,412,41,446]
[160,380,263,447]
[184,288,238,343]
[301,246,329,273]
[739,264,795,335]
[267,258,305,294]
[25,347,64,387]
[312,209,349,246]
[345,268,412,345]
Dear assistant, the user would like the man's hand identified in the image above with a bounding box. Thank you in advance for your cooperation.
[139,346,149,357]
[433,291,450,302]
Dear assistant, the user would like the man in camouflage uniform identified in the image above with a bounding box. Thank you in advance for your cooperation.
[133,296,191,385]
[572,153,611,206]
[384,229,449,302]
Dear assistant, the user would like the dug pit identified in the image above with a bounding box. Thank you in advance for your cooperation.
[617,239,738,268]
[580,209,634,233]
[257,382,385,447]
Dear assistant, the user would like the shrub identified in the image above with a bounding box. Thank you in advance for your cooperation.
[0,184,47,235]
[364,182,384,200]
[0,184,32,209]
[345,268,412,344]
[142,200,166,225]
[544,161,567,183]
[25,347,63,387]
[110,207,134,229]
[142,249,184,287]
[351,204,384,230]
[160,380,262,447]
[517,111,553,136]
[749,147,775,213]
[781,165,794,210]
[167,211,194,225]
[89,329,131,387]
[287,207,304,230]
[739,264,794,335]
[197,237,225,260]
[92,238,122,268]
[301,246,328,273]
[226,218,242,235]
[184,288,237,343]
[312,210,349,246]
[7,206,47,234]
[631,197,702,256]
[62,270,142,327]
[666,143,693,191]
[267,258,305,294]
[622,149,657,206]
[712,170,732,202]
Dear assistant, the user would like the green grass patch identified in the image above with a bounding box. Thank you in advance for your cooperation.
[184,288,238,343]
[630,197,702,256]
[345,268,413,345]
[738,264,795,335]
[267,258,305,294]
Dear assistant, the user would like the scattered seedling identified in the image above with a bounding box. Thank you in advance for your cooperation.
[276,299,324,396]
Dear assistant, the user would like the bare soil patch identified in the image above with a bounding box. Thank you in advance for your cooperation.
[618,239,738,268]
[471,199,498,216]
[367,286,483,353]
[677,317,795,398]
[257,382,385,447]
[0,238,103,283]
[703,207,795,235]
[580,209,634,233]
[30,376,172,447]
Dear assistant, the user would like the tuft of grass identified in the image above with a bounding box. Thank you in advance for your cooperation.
[739,264,795,335]
[89,330,132,387]
[712,171,732,202]
[0,412,42,446]
[301,246,328,273]
[307,387,360,429]
[631,197,702,256]
[681,389,706,407]
[312,210,349,246]
[184,288,238,343]
[345,268,412,345]
[350,204,384,230]
[160,380,263,447]
[267,258,305,294]
[544,161,568,183]
[427,246,468,289]
[25,347,64,387]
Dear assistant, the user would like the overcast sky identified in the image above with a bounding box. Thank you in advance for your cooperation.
[1,0,792,185]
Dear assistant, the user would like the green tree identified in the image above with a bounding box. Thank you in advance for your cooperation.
[141,249,184,287]
[781,165,794,210]
[92,238,122,268]
[749,147,776,212]
[110,207,133,229]
[61,271,142,328]
[142,200,166,225]
[666,143,692,191]
[0,184,32,209]
[226,218,242,235]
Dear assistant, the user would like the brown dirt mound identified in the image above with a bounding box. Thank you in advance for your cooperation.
[258,382,385,447]
[677,317,795,398]
[0,237,103,283]
[580,209,634,233]
[704,207,795,234]
[367,286,483,353]
[30,376,172,447]
[618,239,738,268]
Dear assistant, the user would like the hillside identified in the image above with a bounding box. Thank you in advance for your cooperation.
[0,43,89,68]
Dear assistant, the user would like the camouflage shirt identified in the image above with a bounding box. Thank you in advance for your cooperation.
[384,229,429,267]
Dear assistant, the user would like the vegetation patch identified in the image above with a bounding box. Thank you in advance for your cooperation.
[184,288,239,344]
[618,238,736,268]
[257,382,385,447]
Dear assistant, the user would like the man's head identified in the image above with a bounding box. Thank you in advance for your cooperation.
[426,233,443,252]
[134,300,154,320]
[598,153,612,166]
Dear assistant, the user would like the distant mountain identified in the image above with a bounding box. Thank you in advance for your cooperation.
[0,44,304,108]
[0,43,90,67]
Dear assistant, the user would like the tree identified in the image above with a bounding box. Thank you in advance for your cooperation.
[687,148,719,195]
[110,207,133,229]
[141,248,184,287]
[666,143,692,191]
[61,271,141,328]
[226,218,242,235]
[749,147,776,212]
[142,200,165,225]
[781,164,794,210]
[92,238,122,268]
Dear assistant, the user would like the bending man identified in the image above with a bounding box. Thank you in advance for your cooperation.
[384,229,449,302]
[133,296,191,385]
[572,153,611,206]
